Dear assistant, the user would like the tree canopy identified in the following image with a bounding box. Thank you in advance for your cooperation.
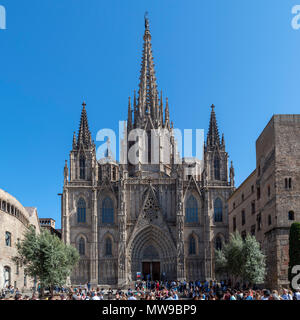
[13,227,79,292]
[215,232,266,286]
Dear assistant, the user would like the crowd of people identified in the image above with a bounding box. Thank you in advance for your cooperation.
[1,280,300,300]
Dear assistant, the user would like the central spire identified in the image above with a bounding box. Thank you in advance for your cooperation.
[137,13,159,124]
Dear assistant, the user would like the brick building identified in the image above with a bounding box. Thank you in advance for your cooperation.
[228,115,300,289]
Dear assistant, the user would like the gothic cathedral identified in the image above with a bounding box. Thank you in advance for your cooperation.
[61,17,235,286]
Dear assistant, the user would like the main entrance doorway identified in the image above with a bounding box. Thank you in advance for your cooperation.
[142,262,160,281]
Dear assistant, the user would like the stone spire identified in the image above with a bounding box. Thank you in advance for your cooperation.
[77,101,92,149]
[230,160,235,186]
[127,97,132,131]
[72,131,77,149]
[137,13,159,124]
[207,104,220,149]
[159,90,164,126]
[164,97,170,129]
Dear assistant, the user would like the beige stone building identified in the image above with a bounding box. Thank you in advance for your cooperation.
[228,115,300,289]
[61,17,235,286]
[0,188,41,291]
[39,218,61,238]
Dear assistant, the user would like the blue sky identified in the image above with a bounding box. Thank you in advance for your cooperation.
[1,0,300,228]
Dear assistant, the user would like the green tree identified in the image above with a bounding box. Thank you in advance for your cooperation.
[13,227,79,296]
[215,232,265,286]
[242,234,266,285]
[288,222,300,284]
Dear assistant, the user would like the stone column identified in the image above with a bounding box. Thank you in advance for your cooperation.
[176,179,185,281]
[62,187,70,245]
[118,180,127,287]
[89,188,98,285]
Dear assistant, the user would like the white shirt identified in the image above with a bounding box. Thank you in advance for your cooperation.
[128,296,137,300]
[294,292,300,300]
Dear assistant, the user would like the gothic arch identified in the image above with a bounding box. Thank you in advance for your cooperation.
[186,231,199,255]
[214,233,225,251]
[98,192,117,225]
[99,231,116,258]
[184,192,201,224]
[214,197,224,222]
[74,233,89,257]
[128,225,177,280]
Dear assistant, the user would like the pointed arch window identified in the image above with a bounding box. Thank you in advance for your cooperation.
[214,157,220,180]
[79,155,86,179]
[185,195,198,223]
[102,197,114,224]
[77,198,86,223]
[214,198,223,222]
[78,237,85,255]
[215,236,222,250]
[105,238,112,256]
[189,235,196,255]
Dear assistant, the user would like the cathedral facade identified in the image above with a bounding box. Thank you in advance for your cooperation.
[61,17,235,286]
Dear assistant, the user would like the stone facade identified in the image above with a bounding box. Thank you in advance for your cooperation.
[0,188,41,290]
[228,115,300,289]
[61,17,235,287]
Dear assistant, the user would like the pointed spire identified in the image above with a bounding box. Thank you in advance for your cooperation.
[77,101,92,149]
[72,131,77,149]
[127,96,132,131]
[221,133,225,150]
[159,90,163,125]
[207,104,220,149]
[164,97,170,129]
[137,13,159,124]
[230,160,235,186]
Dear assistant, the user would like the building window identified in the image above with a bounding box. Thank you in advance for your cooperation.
[241,194,244,202]
[241,210,246,226]
[251,185,254,193]
[251,201,255,214]
[214,157,220,180]
[24,274,27,287]
[285,178,292,189]
[79,155,86,179]
[215,236,222,251]
[257,213,262,231]
[241,231,246,241]
[189,236,196,255]
[233,202,236,210]
[251,225,256,236]
[2,201,6,211]
[257,186,261,200]
[288,211,295,221]
[267,185,271,197]
[102,197,114,224]
[5,231,11,247]
[258,165,261,176]
[268,214,272,225]
[77,198,86,223]
[214,198,223,222]
[79,237,85,255]
[233,217,236,232]
[105,238,112,256]
[185,195,198,223]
